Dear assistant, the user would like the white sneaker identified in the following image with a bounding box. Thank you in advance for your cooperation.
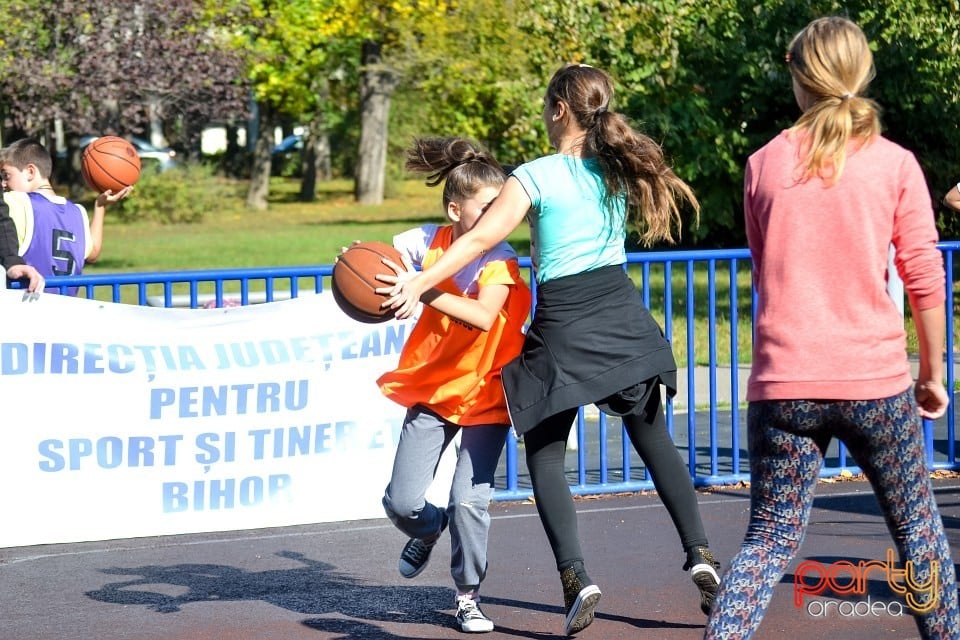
[456,597,494,633]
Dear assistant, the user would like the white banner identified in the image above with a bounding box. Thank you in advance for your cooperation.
[0,290,454,548]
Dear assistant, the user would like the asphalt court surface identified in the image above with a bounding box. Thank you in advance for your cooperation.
[2,478,959,640]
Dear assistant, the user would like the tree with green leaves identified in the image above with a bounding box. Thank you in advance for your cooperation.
[582,0,960,246]
[220,0,358,209]
[473,0,959,246]
[223,0,455,208]
[337,1,455,205]
[392,0,552,168]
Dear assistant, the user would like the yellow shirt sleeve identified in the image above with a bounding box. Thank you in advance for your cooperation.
[478,258,525,289]
[3,191,33,253]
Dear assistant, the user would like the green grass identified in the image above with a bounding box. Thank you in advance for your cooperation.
[77,176,942,366]
[90,178,448,272]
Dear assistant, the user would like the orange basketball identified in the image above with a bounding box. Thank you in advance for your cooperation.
[332,241,404,323]
[81,136,141,193]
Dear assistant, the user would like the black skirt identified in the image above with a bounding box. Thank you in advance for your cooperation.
[502,265,677,434]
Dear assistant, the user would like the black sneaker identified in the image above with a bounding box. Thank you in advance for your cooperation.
[456,596,494,633]
[399,537,436,578]
[560,563,602,635]
[684,546,721,615]
[398,514,447,578]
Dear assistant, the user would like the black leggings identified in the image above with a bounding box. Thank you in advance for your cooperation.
[524,385,708,571]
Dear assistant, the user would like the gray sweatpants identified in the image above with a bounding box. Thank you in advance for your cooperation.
[382,405,508,592]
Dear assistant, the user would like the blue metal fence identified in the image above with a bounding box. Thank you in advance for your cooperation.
[41,242,960,500]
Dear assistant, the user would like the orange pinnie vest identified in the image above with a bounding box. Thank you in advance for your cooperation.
[377,226,530,426]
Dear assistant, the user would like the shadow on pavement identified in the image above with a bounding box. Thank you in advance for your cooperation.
[86,550,452,623]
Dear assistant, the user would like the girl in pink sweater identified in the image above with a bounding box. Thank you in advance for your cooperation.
[705,16,959,639]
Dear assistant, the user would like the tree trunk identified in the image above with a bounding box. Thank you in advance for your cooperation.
[315,132,332,181]
[355,40,399,205]
[181,115,205,163]
[246,103,273,211]
[100,98,122,136]
[300,131,317,203]
[147,97,166,148]
[64,131,84,199]
[224,123,243,178]
[299,122,332,202]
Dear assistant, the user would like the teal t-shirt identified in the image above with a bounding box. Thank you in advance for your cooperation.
[512,154,626,284]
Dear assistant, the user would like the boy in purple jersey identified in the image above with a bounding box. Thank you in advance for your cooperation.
[1,137,131,294]
[0,197,44,292]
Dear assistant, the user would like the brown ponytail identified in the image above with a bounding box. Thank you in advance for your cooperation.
[546,64,699,246]
[405,137,506,209]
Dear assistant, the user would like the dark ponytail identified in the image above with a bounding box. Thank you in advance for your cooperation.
[406,137,506,209]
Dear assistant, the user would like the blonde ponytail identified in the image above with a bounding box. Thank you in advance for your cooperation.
[786,17,881,183]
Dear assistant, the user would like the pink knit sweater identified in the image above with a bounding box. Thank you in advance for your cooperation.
[745,130,945,401]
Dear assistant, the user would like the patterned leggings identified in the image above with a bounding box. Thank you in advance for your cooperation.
[704,388,959,639]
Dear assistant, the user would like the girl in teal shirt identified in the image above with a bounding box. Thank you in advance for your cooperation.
[383,64,719,635]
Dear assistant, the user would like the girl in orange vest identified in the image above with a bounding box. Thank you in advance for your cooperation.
[377,137,531,634]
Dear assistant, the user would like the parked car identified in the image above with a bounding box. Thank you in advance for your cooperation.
[79,135,179,172]
[130,136,179,172]
[271,134,303,176]
[272,134,303,156]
